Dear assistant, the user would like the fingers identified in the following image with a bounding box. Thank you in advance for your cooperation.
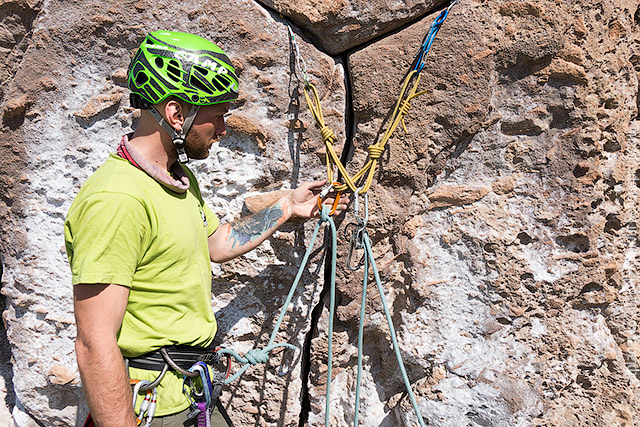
[320,194,351,216]
[302,179,328,193]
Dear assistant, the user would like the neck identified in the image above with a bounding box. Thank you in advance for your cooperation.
[129,114,178,172]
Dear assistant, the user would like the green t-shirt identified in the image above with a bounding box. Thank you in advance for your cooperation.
[65,153,220,416]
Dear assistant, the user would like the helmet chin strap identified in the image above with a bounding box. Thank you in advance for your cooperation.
[148,104,201,163]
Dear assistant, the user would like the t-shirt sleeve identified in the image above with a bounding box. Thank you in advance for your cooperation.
[64,192,150,287]
[202,202,219,237]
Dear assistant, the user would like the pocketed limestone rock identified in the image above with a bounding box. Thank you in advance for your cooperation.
[0,0,344,425]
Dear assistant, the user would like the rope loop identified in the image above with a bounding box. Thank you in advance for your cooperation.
[367,145,385,160]
[320,126,335,144]
[399,99,412,117]
[244,349,269,365]
[320,204,331,222]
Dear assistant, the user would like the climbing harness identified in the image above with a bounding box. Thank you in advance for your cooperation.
[125,344,234,426]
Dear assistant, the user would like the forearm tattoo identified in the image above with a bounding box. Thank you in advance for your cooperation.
[228,204,285,248]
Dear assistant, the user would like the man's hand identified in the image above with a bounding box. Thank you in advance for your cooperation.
[286,179,350,218]
[74,284,137,427]
[208,179,350,262]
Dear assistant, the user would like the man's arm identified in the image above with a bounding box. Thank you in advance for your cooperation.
[208,179,348,262]
[74,283,137,427]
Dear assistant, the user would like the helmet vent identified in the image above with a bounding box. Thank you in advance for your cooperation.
[189,75,213,94]
[154,57,164,68]
[193,65,209,75]
[216,74,232,89]
[211,76,226,92]
[135,72,149,86]
[166,59,181,82]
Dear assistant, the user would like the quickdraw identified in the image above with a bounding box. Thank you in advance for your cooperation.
[130,379,157,427]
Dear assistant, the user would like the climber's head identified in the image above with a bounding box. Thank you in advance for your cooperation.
[127,30,239,162]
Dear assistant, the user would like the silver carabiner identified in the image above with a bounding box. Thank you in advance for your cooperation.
[287,24,310,86]
[346,188,368,270]
[131,379,152,409]
[347,228,366,271]
[352,187,369,227]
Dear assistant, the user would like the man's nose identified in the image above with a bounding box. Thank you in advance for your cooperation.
[215,116,227,137]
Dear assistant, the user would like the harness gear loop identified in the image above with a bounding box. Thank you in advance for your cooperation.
[141,363,168,391]
[160,347,200,378]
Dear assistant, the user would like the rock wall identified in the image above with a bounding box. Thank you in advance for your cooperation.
[0,0,639,426]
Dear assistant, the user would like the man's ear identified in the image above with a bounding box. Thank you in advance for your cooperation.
[164,99,185,132]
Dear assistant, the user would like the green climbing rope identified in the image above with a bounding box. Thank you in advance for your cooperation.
[217,205,336,388]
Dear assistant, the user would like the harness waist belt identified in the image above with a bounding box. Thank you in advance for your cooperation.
[126,344,217,371]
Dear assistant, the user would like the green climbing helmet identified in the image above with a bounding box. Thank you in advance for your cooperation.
[127,30,239,106]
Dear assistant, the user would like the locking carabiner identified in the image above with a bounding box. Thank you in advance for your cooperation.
[316,181,342,216]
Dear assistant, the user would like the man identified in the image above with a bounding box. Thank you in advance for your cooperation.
[65,30,347,426]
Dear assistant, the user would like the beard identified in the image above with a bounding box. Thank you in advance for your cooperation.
[184,134,214,160]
